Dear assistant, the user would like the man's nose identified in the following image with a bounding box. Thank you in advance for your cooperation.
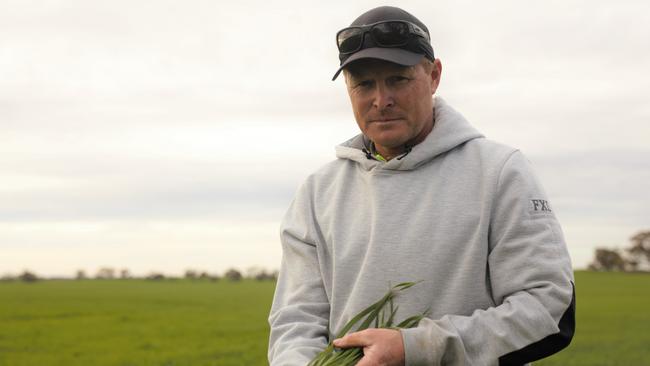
[372,84,394,110]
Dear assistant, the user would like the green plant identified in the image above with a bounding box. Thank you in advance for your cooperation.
[308,281,426,366]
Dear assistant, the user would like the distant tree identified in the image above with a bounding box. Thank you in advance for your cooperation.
[269,270,279,281]
[75,270,87,280]
[588,230,650,272]
[255,271,270,281]
[18,270,38,282]
[254,271,268,281]
[245,266,277,281]
[1,273,16,282]
[120,269,130,279]
[185,269,198,280]
[146,273,165,281]
[96,267,115,279]
[252,269,278,281]
[626,230,650,271]
[588,248,627,271]
[224,268,243,282]
[246,266,264,279]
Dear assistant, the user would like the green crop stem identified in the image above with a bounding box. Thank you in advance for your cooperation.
[307,281,427,366]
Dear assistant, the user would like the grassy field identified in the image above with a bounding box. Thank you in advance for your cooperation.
[0,271,648,365]
[0,279,274,366]
[537,271,650,366]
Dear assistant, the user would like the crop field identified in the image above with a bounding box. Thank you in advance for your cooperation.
[537,271,650,366]
[0,271,648,366]
[0,279,274,365]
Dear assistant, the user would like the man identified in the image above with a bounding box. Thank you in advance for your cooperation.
[268,6,575,366]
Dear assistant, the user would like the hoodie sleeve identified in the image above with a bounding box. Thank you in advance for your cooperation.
[401,150,576,366]
[268,179,330,366]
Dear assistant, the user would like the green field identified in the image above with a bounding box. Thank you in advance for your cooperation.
[538,271,650,366]
[0,279,274,365]
[0,271,648,365]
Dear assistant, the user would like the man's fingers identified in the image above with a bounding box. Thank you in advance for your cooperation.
[333,330,370,348]
[333,329,405,365]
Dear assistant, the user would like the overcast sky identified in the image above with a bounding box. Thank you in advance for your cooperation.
[1,0,649,277]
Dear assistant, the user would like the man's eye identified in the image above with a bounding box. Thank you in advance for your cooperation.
[357,80,373,88]
[392,76,410,84]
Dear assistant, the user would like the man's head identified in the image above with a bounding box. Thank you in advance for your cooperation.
[335,6,442,159]
[344,57,441,159]
[332,6,435,81]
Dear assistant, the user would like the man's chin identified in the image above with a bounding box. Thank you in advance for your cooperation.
[368,122,402,134]
[366,129,408,145]
[369,137,409,150]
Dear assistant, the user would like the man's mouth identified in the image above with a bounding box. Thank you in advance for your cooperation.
[370,118,402,123]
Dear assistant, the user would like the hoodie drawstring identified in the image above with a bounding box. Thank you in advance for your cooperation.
[362,147,373,160]
[363,145,413,161]
[397,145,413,160]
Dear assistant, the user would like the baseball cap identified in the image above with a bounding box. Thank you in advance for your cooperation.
[332,6,435,80]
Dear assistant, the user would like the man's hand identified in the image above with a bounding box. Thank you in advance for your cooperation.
[333,328,405,366]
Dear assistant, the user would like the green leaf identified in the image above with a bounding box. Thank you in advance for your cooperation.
[309,280,426,366]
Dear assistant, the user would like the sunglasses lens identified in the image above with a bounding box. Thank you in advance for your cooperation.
[338,28,364,53]
[371,22,410,46]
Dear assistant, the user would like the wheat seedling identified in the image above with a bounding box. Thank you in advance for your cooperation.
[308,281,426,366]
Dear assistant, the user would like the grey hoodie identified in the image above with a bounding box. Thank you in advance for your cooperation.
[268,97,575,365]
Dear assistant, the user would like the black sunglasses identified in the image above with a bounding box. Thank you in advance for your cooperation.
[336,20,430,54]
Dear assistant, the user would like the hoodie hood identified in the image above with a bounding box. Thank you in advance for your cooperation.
[335,97,484,171]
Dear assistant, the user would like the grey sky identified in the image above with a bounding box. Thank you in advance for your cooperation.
[1,1,649,276]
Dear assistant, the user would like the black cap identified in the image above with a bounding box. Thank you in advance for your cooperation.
[332,6,434,80]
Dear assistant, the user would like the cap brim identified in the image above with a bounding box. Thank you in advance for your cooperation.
[332,48,424,81]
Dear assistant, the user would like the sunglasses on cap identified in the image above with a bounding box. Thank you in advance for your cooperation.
[336,20,430,55]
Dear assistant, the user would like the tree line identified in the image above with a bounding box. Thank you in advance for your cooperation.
[3,230,647,282]
[588,230,650,272]
[0,266,278,283]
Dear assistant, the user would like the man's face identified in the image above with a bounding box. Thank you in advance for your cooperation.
[345,59,441,155]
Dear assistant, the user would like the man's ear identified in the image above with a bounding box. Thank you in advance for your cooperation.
[430,59,442,94]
